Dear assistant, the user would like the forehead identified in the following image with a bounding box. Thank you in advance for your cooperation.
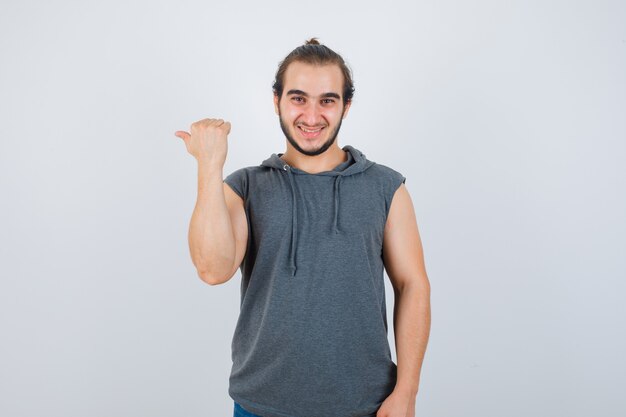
[283,61,344,97]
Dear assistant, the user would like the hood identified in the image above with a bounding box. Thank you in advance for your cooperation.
[260,145,375,276]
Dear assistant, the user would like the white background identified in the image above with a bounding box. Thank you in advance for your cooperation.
[1,0,625,416]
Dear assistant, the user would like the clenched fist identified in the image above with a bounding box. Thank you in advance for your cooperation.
[175,118,231,167]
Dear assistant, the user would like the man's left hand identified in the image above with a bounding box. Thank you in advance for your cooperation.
[376,389,416,417]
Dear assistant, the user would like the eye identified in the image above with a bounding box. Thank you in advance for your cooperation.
[322,99,335,104]
[291,96,304,103]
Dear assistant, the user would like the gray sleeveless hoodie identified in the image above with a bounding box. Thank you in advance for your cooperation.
[223,145,406,417]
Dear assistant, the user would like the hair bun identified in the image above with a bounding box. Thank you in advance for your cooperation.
[305,37,320,45]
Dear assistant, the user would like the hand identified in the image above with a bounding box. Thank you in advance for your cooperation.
[174,118,231,167]
[376,389,416,417]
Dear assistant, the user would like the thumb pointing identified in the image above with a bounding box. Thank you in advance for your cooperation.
[174,131,190,141]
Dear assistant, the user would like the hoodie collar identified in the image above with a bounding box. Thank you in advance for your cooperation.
[260,145,374,277]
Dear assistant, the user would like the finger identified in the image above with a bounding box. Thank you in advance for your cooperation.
[174,131,190,140]
[222,121,231,134]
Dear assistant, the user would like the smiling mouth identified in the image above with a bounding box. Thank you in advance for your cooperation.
[297,125,325,139]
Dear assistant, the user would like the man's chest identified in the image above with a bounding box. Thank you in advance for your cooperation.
[245,177,388,243]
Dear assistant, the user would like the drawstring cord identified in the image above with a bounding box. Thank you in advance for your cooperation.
[283,163,344,277]
[283,164,298,276]
[333,176,341,234]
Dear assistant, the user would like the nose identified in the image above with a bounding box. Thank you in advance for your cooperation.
[300,102,323,126]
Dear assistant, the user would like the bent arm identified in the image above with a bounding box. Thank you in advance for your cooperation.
[188,162,244,285]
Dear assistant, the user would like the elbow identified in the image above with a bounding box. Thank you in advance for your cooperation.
[197,267,232,286]
[193,254,234,286]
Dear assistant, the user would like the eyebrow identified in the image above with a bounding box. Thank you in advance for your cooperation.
[286,89,341,100]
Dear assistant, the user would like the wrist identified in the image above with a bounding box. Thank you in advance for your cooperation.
[197,159,224,175]
[393,382,419,399]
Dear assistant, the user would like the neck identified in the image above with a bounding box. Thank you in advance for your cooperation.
[280,145,348,174]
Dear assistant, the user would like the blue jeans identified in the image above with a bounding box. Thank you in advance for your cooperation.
[233,401,263,417]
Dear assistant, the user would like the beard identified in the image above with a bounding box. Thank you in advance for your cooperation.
[278,109,344,157]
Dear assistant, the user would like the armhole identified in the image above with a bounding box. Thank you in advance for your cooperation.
[384,173,406,222]
[224,179,245,200]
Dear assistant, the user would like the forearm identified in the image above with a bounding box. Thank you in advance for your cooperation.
[393,280,431,397]
[188,162,235,282]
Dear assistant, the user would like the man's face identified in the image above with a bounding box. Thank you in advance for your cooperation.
[274,61,351,157]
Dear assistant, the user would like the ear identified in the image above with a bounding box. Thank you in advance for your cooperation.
[342,100,352,119]
[273,94,280,115]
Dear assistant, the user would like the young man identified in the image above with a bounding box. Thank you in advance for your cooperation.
[175,38,431,417]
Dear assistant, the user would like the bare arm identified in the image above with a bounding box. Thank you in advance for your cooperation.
[175,118,248,285]
[377,183,431,416]
[188,164,233,283]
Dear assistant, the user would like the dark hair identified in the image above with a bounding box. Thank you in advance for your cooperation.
[272,37,355,106]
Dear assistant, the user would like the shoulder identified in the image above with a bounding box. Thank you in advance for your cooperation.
[224,164,280,197]
[225,164,264,176]
[224,165,268,182]
[364,162,406,189]
[362,162,407,217]
[223,165,266,200]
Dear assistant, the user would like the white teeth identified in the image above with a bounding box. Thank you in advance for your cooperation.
[300,127,322,133]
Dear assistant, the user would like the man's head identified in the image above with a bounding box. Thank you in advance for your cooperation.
[272,38,355,156]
